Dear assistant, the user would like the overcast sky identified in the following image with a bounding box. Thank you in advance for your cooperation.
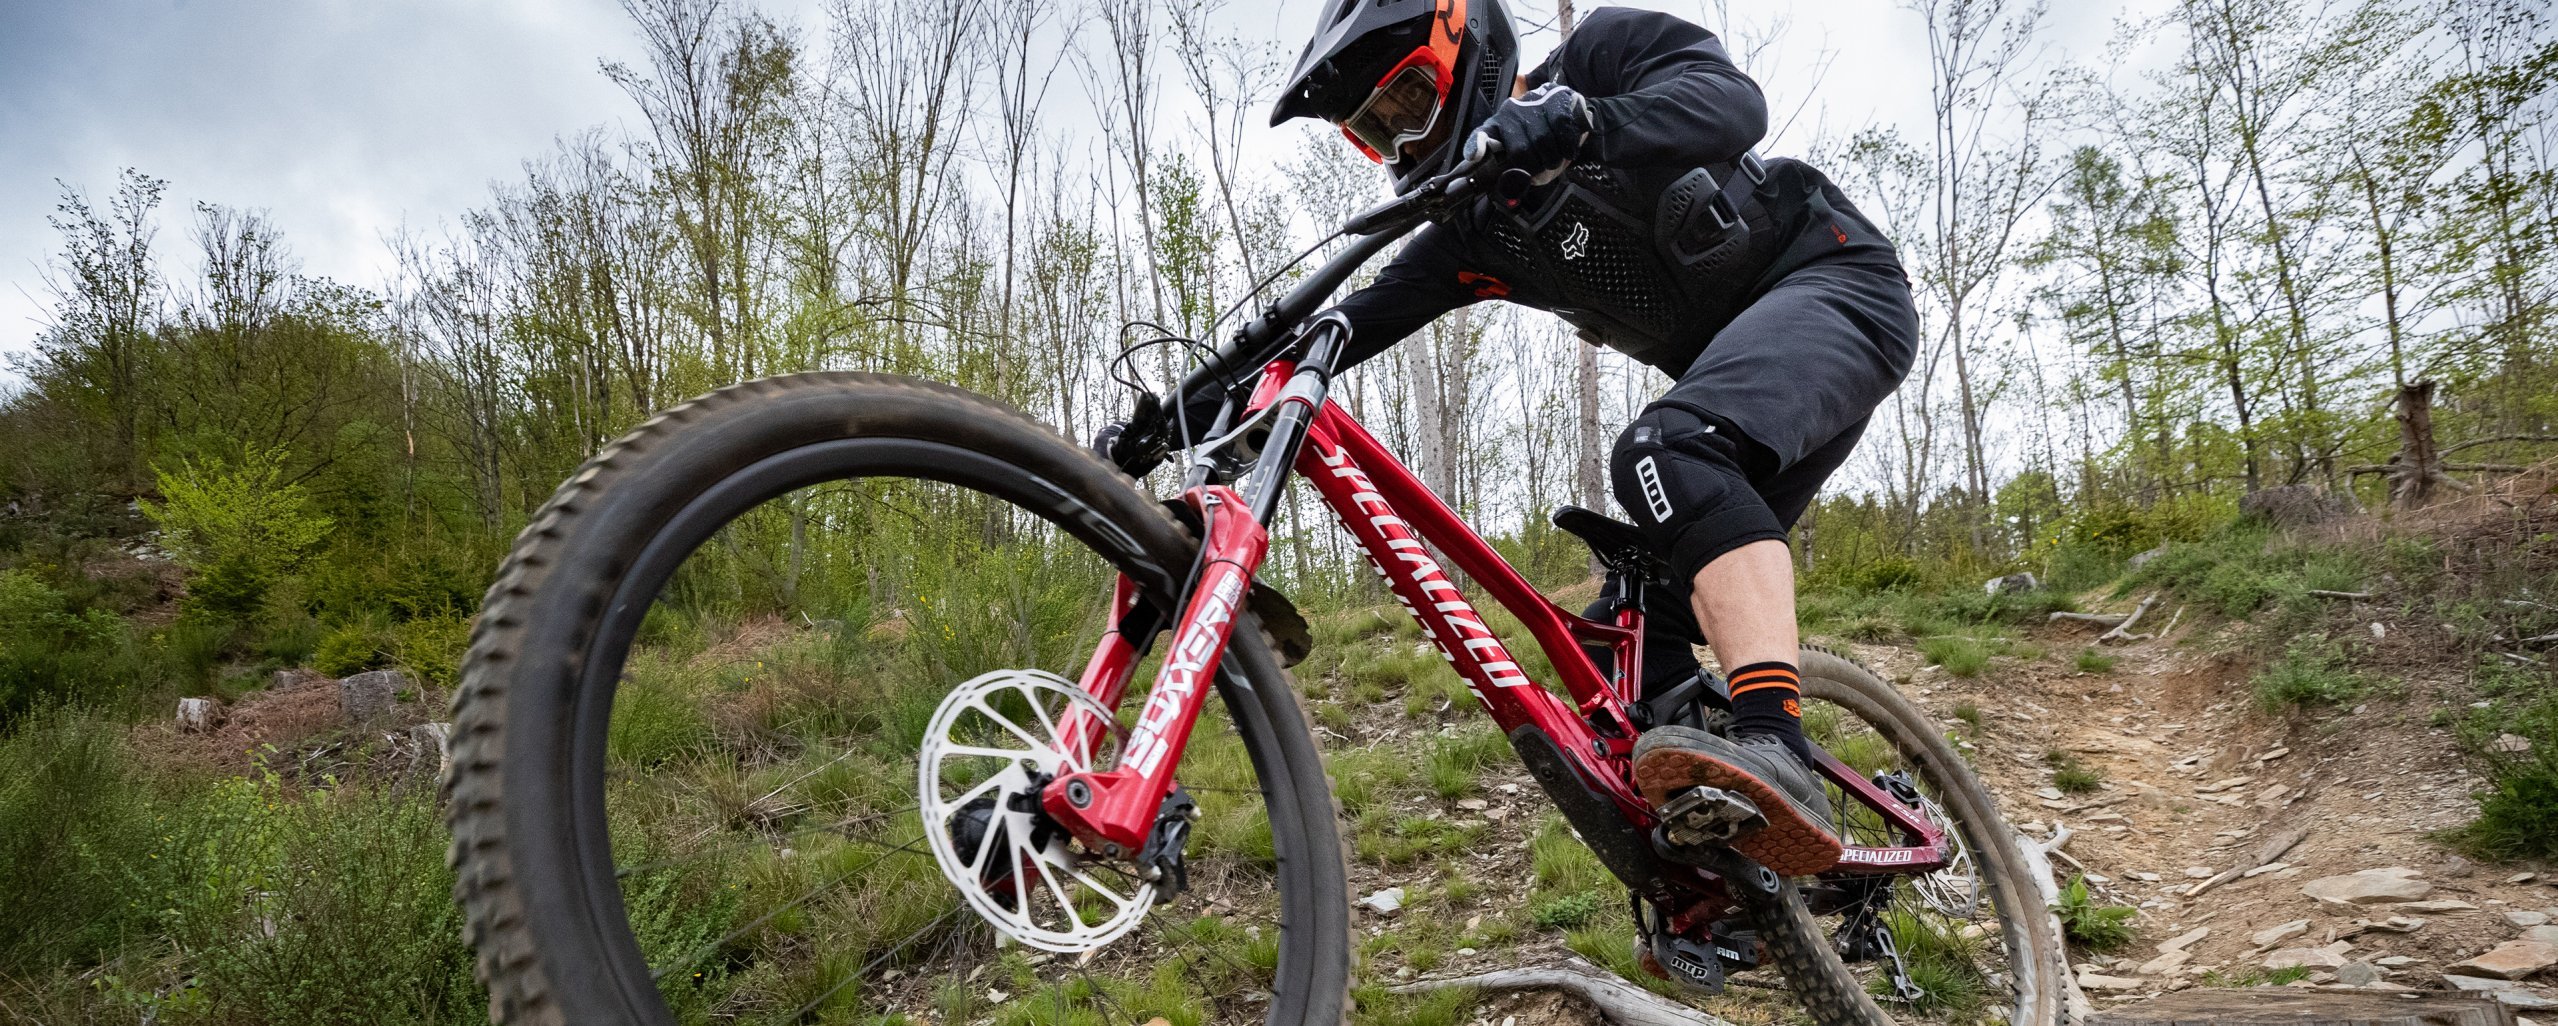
[0,0,2156,368]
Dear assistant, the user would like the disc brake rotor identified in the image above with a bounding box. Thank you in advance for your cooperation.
[1904,787,1982,920]
[918,669,1155,953]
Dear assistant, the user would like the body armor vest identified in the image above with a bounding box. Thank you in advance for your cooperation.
[1464,153,1786,370]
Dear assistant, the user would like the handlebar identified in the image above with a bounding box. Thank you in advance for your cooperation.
[1105,138,1531,474]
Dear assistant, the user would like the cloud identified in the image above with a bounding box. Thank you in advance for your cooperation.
[0,0,650,356]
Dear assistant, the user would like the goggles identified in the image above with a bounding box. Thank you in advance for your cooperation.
[1336,45,1453,164]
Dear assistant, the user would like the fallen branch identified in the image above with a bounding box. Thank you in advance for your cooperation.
[2099,593,2160,645]
[2158,605,2186,638]
[2519,633,2558,646]
[2501,651,2546,666]
[2048,611,2131,627]
[2306,590,2375,600]
[1387,963,1741,1026]
[2182,823,2310,899]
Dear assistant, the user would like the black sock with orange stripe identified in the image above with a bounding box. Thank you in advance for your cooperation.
[1725,661,1814,766]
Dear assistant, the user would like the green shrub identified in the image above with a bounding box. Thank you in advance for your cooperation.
[2443,693,2558,862]
[0,706,161,971]
[141,447,334,618]
[2250,637,2369,711]
[312,619,391,677]
[2074,648,2118,673]
[391,613,471,687]
[0,570,140,717]
[2055,875,2136,951]
[151,779,480,1025]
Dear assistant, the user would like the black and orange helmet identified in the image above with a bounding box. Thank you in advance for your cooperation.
[1271,0,1518,190]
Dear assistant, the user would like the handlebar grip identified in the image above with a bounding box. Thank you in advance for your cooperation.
[1494,168,1535,204]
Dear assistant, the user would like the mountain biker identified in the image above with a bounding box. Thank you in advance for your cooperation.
[1260,0,1918,886]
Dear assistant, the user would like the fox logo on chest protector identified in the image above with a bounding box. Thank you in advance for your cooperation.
[1559,220,1592,261]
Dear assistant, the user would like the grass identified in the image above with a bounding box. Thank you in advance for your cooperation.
[2055,874,2137,952]
[1917,634,1996,677]
[1875,902,1991,1015]
[1423,728,1510,800]
[1951,700,1982,730]
[2250,636,2371,711]
[2045,748,2104,794]
[1530,890,1608,929]
[2074,648,2118,673]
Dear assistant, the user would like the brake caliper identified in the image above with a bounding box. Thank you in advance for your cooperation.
[1135,786,1200,904]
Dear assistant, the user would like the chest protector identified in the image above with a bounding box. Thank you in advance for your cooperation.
[1469,153,1783,369]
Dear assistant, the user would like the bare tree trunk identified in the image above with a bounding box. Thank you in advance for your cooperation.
[2387,381,2445,509]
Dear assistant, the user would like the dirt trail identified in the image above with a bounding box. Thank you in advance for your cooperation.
[1844,611,2558,1015]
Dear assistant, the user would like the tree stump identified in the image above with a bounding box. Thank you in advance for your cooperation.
[2087,989,2513,1025]
[339,669,407,724]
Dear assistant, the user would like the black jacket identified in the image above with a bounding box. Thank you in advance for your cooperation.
[1328,8,1902,378]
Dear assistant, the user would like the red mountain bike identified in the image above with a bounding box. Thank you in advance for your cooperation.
[445,150,2068,1025]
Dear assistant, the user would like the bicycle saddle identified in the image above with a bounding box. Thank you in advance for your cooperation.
[1552,505,1666,578]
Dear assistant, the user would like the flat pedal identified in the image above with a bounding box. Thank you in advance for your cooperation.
[1644,930,1729,994]
[1657,785,1766,848]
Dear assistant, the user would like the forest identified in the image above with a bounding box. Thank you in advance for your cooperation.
[0,0,2552,1023]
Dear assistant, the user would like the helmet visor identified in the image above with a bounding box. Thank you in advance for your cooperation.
[1338,63,1444,162]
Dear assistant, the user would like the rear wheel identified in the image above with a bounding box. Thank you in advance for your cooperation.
[443,373,1352,1025]
[1773,645,2068,1025]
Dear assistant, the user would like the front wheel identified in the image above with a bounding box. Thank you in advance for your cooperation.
[443,373,1352,1025]
[1749,644,2069,1025]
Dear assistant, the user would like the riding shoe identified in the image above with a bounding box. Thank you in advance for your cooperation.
[1632,726,1843,876]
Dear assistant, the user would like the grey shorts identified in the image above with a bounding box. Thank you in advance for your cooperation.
[1644,258,1917,527]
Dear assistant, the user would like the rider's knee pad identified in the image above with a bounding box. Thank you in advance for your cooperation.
[1610,406,1786,584]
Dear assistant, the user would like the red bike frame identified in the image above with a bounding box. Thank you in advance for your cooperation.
[1047,360,1947,881]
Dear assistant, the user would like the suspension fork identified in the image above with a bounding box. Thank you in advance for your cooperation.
[1040,318,1345,856]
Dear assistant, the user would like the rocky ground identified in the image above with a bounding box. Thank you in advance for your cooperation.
[1852,600,2558,1021]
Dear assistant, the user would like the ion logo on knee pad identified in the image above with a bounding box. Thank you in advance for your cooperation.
[1636,455,1675,522]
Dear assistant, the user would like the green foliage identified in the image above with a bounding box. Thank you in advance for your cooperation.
[0,569,144,717]
[1528,890,1606,930]
[609,660,716,768]
[2046,749,2104,794]
[2055,875,2137,951]
[2074,648,2118,673]
[2250,637,2371,711]
[1918,634,1995,677]
[2442,691,2558,862]
[0,706,161,971]
[1874,902,1990,1015]
[1424,729,1509,800]
[2128,527,2374,622]
[313,618,392,676]
[141,447,334,618]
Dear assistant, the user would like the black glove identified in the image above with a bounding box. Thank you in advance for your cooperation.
[1467,83,1591,185]
[1092,421,1128,465]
